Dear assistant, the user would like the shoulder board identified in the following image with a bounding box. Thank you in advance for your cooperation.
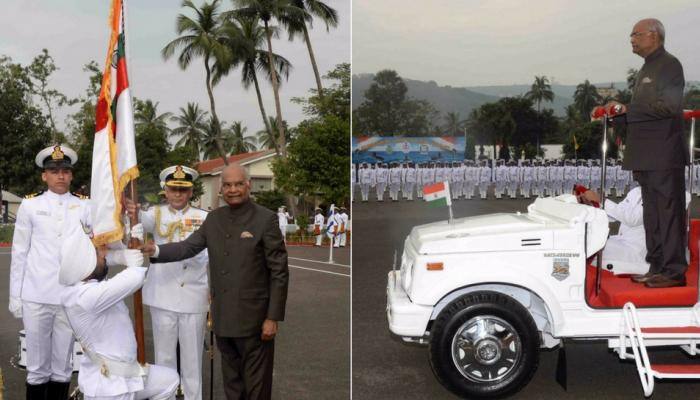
[24,191,44,199]
[71,192,89,200]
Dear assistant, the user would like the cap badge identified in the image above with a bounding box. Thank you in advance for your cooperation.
[51,146,65,160]
[173,166,186,179]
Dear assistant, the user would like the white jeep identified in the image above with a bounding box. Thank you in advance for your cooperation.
[387,195,700,398]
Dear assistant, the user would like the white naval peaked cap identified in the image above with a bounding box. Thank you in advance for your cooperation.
[59,225,97,286]
[159,165,198,188]
[35,144,78,168]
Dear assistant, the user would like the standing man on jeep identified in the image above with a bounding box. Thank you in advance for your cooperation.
[602,18,687,288]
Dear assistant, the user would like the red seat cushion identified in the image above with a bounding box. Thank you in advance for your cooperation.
[586,219,700,309]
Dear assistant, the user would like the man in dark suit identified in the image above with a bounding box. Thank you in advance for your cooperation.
[141,163,289,399]
[603,18,687,288]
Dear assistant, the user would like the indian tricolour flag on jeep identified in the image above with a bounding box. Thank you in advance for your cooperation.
[423,182,452,207]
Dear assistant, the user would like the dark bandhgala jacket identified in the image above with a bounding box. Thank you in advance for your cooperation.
[155,200,289,337]
[617,46,687,171]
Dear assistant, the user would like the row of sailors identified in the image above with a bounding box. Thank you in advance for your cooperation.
[351,159,659,201]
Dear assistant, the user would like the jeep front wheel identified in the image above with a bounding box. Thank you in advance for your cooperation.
[429,291,540,399]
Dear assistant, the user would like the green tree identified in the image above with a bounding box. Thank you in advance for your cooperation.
[134,100,171,200]
[229,121,257,154]
[162,0,232,164]
[272,65,349,204]
[443,112,463,136]
[525,75,554,112]
[0,56,52,195]
[561,121,618,160]
[353,69,438,136]
[230,0,305,157]
[293,63,349,121]
[573,79,602,118]
[215,16,291,155]
[134,99,172,133]
[27,49,77,143]
[256,116,289,150]
[67,61,103,191]
[285,0,338,99]
[170,102,209,160]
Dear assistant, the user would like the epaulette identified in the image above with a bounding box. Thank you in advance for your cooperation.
[24,191,43,199]
[71,192,89,200]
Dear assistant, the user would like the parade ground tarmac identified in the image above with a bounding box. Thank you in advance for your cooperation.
[0,243,349,400]
[352,190,700,400]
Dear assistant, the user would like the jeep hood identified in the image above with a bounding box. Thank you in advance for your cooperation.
[408,196,609,255]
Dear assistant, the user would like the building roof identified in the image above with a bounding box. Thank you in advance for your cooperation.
[2,190,22,203]
[196,149,277,175]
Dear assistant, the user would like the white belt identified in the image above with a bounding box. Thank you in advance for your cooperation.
[81,345,149,378]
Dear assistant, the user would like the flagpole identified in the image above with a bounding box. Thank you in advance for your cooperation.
[121,0,146,365]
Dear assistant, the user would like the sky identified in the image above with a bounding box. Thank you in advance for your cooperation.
[353,0,699,87]
[0,0,350,142]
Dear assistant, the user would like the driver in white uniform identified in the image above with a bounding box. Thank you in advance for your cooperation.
[580,187,691,275]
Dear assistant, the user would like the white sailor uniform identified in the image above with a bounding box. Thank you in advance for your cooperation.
[314,213,325,246]
[141,205,209,400]
[62,265,179,400]
[10,190,91,386]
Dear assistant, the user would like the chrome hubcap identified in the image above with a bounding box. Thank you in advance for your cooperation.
[451,315,521,383]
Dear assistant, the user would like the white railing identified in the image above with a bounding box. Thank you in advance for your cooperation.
[619,302,655,397]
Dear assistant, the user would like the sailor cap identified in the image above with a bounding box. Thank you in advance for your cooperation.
[35,144,78,169]
[159,165,198,188]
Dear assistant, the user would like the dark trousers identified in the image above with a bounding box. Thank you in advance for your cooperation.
[635,168,687,277]
[216,335,275,400]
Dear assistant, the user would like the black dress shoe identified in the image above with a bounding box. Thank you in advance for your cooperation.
[631,272,659,283]
[644,274,686,288]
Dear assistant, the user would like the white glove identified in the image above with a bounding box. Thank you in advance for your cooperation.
[130,223,144,241]
[9,296,22,319]
[106,249,144,268]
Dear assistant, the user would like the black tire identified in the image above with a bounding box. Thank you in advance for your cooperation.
[429,291,540,399]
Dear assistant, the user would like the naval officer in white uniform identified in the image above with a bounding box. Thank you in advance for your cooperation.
[138,165,209,400]
[9,144,91,399]
[59,224,180,400]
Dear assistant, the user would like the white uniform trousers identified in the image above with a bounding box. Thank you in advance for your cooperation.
[150,307,207,400]
[389,183,400,200]
[340,231,347,247]
[615,180,626,197]
[84,364,179,400]
[564,180,575,195]
[360,184,370,201]
[451,182,463,199]
[279,225,287,242]
[376,183,387,201]
[478,182,489,199]
[507,181,518,198]
[315,233,323,246]
[404,183,415,200]
[22,301,74,384]
[600,237,650,276]
[520,181,531,198]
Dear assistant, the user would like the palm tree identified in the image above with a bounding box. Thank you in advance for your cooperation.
[201,116,230,160]
[134,100,172,133]
[285,0,338,99]
[170,102,209,160]
[229,0,305,157]
[525,76,554,112]
[215,17,292,155]
[256,116,288,150]
[229,121,257,154]
[573,80,602,118]
[162,0,232,165]
[443,112,463,135]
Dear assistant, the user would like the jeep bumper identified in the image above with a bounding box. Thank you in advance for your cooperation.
[386,271,433,338]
